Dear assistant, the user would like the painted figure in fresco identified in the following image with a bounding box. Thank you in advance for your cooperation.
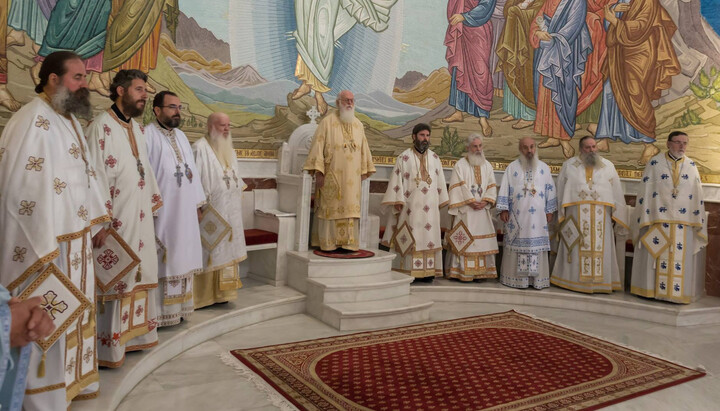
[489,0,507,96]
[531,0,592,159]
[443,0,497,137]
[291,0,399,115]
[1,0,21,111]
[594,0,681,166]
[496,0,545,130]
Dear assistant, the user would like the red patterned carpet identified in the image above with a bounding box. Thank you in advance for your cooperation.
[230,311,705,410]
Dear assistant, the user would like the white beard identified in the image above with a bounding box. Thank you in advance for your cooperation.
[467,152,486,167]
[580,152,603,168]
[339,106,356,124]
[208,130,236,168]
[519,152,539,171]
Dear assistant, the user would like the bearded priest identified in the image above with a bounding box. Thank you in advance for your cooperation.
[192,112,247,308]
[303,90,376,252]
[446,133,499,281]
[551,136,629,293]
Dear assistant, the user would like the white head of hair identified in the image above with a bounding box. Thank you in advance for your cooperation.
[466,133,483,147]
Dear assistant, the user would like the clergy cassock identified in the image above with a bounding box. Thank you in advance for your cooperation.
[0,285,32,411]
[145,122,205,326]
[631,153,707,304]
[496,159,557,289]
[192,137,247,309]
[86,108,163,367]
[0,96,110,408]
[303,112,376,251]
[551,157,628,293]
[446,157,499,281]
[381,149,449,278]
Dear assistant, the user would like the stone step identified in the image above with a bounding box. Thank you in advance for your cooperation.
[287,250,395,278]
[321,295,433,331]
[306,271,413,304]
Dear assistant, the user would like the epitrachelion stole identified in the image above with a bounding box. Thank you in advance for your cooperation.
[93,228,141,293]
[200,204,231,251]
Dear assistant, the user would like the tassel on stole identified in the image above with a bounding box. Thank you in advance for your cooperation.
[38,351,46,377]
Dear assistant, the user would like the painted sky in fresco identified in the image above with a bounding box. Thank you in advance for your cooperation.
[397,0,449,77]
[179,0,230,42]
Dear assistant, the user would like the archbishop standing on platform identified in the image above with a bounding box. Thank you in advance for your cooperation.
[192,112,247,308]
[446,133,499,281]
[303,90,375,252]
[631,131,707,304]
[551,136,629,294]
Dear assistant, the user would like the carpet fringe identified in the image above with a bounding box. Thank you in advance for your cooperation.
[219,352,300,411]
[512,309,709,375]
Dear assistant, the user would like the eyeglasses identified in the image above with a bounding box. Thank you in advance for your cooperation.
[160,104,183,111]
[339,98,354,104]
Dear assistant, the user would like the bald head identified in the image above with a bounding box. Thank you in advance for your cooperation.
[518,137,536,160]
[208,112,230,137]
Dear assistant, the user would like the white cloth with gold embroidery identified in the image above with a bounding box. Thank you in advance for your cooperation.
[0,97,110,408]
[551,157,629,293]
[381,148,449,278]
[86,110,163,366]
[303,112,376,251]
[192,137,247,307]
[631,152,707,304]
[446,157,498,281]
[496,159,557,289]
[145,122,205,326]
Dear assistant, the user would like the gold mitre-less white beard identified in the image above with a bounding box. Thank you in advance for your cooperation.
[519,151,539,171]
[208,130,236,167]
[467,151,486,167]
[339,106,356,124]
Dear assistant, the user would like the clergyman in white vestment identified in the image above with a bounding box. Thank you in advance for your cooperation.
[192,112,247,308]
[145,91,205,326]
[446,134,499,281]
[86,70,163,367]
[381,124,449,280]
[551,137,629,293]
[631,131,707,304]
[0,52,110,409]
[497,137,557,289]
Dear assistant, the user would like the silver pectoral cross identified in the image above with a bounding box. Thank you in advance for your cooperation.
[174,165,183,187]
[223,172,231,189]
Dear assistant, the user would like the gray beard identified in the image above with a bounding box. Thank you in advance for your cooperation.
[52,85,92,119]
[467,152,485,167]
[519,152,539,171]
[208,130,236,168]
[580,152,600,168]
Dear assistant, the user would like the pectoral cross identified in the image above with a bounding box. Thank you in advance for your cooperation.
[137,159,145,180]
[223,172,231,189]
[174,165,183,187]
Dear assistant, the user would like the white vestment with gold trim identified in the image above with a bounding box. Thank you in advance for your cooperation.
[496,159,557,289]
[551,157,629,293]
[146,122,205,326]
[192,137,247,308]
[631,152,707,304]
[381,148,449,278]
[446,157,499,281]
[87,110,163,366]
[0,97,109,408]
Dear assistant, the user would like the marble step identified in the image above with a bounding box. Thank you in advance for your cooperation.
[321,294,433,331]
[306,271,413,305]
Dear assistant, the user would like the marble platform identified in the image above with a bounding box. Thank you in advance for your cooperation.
[412,279,720,326]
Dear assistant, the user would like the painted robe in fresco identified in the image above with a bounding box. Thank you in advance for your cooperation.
[446,157,499,281]
[596,0,680,143]
[551,157,628,293]
[104,0,165,72]
[304,112,375,251]
[496,159,557,289]
[575,0,612,121]
[382,149,449,279]
[7,0,56,45]
[293,0,398,92]
[86,109,162,367]
[445,0,497,118]
[0,97,109,409]
[0,0,7,86]
[496,0,546,115]
[631,153,707,304]
[146,123,205,327]
[489,0,507,91]
[192,137,247,309]
[531,0,592,139]
[0,285,32,411]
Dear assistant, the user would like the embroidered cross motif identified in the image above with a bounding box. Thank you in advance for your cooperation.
[452,230,468,244]
[152,194,161,205]
[204,221,218,234]
[140,210,145,221]
[423,205,430,213]
[25,156,44,171]
[591,192,600,201]
[114,281,127,294]
[424,223,432,231]
[578,191,588,200]
[139,240,144,251]
[135,305,144,317]
[138,179,146,189]
[71,253,81,270]
[40,290,68,320]
[65,357,76,374]
[105,155,117,168]
[103,124,111,135]
[68,143,81,159]
[53,178,67,194]
[97,249,120,270]
[122,311,129,324]
[99,138,105,150]
[19,200,36,215]
[34,116,50,130]
[77,206,88,221]
[83,347,93,363]
[13,247,27,262]
[112,218,122,229]
[528,206,537,215]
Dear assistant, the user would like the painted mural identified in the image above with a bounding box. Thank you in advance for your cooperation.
[2,0,720,182]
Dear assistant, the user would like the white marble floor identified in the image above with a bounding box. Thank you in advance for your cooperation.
[117,300,720,411]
